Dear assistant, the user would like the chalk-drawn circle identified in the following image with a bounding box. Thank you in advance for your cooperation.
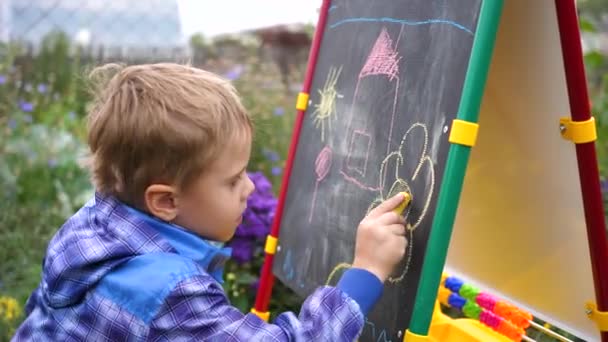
[388,228,414,283]
[325,262,351,286]
[315,146,333,181]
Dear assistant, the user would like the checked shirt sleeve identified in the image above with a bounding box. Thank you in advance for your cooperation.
[149,273,365,341]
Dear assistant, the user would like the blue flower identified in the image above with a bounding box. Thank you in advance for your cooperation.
[0,75,6,85]
[262,149,280,162]
[19,100,34,113]
[227,171,278,264]
[273,107,285,116]
[23,114,33,123]
[8,119,17,130]
[601,179,608,194]
[223,64,244,81]
[249,171,272,194]
[37,83,47,93]
[271,167,282,176]
[229,238,254,264]
[48,159,58,168]
[249,278,260,292]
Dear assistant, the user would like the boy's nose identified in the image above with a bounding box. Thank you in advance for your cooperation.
[246,175,256,196]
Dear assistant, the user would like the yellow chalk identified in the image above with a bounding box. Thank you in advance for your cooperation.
[394,192,411,215]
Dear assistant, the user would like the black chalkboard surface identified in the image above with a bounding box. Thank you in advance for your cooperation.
[273,0,482,339]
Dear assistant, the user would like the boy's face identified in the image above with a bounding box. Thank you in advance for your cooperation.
[173,130,255,242]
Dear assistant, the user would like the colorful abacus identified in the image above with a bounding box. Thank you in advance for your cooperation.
[439,274,533,342]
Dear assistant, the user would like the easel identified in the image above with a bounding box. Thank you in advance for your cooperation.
[253,1,608,341]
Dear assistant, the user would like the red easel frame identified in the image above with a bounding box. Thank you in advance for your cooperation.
[555,1,608,341]
[252,0,333,318]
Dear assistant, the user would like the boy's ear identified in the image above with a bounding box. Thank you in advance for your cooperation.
[144,184,179,222]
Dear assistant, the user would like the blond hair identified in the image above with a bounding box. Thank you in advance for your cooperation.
[85,63,251,206]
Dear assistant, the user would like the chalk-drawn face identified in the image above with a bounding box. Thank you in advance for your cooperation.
[173,129,255,242]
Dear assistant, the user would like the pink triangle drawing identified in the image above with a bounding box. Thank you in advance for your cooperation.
[359,27,401,81]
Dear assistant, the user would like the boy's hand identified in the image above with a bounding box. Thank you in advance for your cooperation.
[352,193,408,282]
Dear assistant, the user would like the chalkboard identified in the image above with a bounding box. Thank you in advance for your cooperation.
[273,0,482,339]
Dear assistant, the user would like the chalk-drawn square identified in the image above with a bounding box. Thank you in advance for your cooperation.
[346,130,372,176]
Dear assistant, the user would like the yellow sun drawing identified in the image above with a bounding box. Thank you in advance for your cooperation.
[312,66,343,142]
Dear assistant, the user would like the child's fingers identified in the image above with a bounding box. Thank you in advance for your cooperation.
[367,193,405,218]
[375,211,406,225]
[387,224,407,236]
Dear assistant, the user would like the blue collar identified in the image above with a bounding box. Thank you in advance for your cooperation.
[124,206,232,283]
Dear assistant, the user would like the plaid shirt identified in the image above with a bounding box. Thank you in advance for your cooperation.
[13,193,382,341]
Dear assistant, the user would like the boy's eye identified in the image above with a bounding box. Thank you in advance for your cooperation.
[230,173,244,187]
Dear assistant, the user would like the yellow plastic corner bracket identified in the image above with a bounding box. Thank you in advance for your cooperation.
[586,301,608,331]
[448,119,479,147]
[264,235,278,255]
[251,308,270,322]
[296,92,309,111]
[404,329,433,342]
[560,117,597,144]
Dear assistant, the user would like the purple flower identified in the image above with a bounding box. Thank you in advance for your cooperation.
[241,211,269,238]
[228,171,278,263]
[48,158,58,168]
[274,107,285,116]
[229,237,254,264]
[249,278,260,292]
[37,83,47,93]
[601,179,608,194]
[271,167,282,176]
[223,64,244,81]
[0,75,6,85]
[262,149,280,162]
[249,172,272,194]
[19,100,34,113]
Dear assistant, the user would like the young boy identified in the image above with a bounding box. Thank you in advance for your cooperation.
[13,63,408,341]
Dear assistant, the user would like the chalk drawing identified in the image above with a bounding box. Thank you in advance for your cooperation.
[339,171,382,192]
[359,28,400,81]
[370,123,435,283]
[309,146,333,223]
[325,262,351,286]
[364,319,393,342]
[346,130,372,176]
[329,17,474,36]
[312,65,342,142]
[341,27,402,189]
[282,249,295,281]
[328,123,436,286]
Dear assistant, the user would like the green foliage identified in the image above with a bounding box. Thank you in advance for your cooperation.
[581,17,608,178]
